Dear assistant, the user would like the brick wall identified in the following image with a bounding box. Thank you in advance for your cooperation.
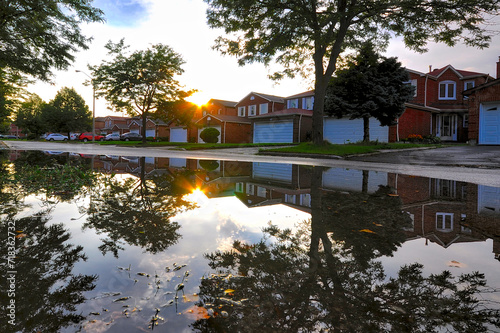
[467,83,500,142]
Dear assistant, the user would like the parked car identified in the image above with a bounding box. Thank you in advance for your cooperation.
[45,133,68,141]
[1,134,19,139]
[104,133,121,141]
[120,132,143,141]
[70,133,80,140]
[79,132,104,142]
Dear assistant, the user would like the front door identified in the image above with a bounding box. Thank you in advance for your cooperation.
[437,114,457,141]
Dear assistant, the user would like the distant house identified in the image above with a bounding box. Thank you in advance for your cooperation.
[248,91,314,143]
[101,116,129,135]
[127,117,169,138]
[390,65,493,142]
[463,57,500,145]
[195,99,251,143]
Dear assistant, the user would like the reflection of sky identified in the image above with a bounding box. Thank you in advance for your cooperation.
[19,188,500,332]
[94,0,149,27]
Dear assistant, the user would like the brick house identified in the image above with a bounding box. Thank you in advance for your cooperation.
[390,65,493,142]
[196,99,252,143]
[250,91,314,143]
[101,116,129,135]
[463,57,500,145]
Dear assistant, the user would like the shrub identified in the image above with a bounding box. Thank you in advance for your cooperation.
[406,134,424,142]
[200,127,220,143]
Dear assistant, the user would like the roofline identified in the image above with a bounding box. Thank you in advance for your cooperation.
[195,114,252,124]
[463,77,500,95]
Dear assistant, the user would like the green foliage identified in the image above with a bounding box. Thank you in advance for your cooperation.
[200,127,220,143]
[325,43,415,142]
[40,87,91,135]
[0,0,104,82]
[14,94,47,138]
[89,39,196,143]
[0,69,30,128]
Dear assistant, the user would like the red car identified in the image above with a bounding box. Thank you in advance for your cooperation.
[79,132,104,142]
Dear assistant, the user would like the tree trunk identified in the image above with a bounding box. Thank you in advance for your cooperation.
[363,116,370,142]
[141,111,147,144]
[312,76,328,145]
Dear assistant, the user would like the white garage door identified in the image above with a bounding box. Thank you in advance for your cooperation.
[146,129,155,138]
[478,185,500,215]
[170,127,187,143]
[252,162,293,183]
[253,120,293,143]
[324,117,388,144]
[198,126,222,143]
[479,103,500,145]
[322,168,388,193]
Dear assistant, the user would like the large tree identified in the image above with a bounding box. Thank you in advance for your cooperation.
[325,43,414,142]
[204,0,500,145]
[41,87,92,137]
[0,0,104,82]
[14,94,47,139]
[89,39,195,143]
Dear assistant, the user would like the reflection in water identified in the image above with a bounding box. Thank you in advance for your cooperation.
[2,150,500,332]
[197,167,500,332]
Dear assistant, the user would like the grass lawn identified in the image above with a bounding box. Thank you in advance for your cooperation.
[260,142,447,157]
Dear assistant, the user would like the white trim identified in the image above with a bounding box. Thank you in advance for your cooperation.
[439,81,456,100]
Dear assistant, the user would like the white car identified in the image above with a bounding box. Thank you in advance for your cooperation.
[105,133,121,141]
[45,133,69,141]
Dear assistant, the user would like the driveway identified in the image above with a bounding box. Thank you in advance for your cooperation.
[2,141,500,187]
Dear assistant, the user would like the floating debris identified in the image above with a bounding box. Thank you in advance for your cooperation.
[175,283,184,291]
[113,296,131,303]
[161,300,174,307]
[89,312,100,316]
[137,272,150,277]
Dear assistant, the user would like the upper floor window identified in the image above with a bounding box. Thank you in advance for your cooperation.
[439,81,456,100]
[238,106,246,117]
[260,103,268,114]
[436,213,453,232]
[464,81,475,90]
[249,105,257,116]
[287,98,299,109]
[303,96,314,110]
[411,79,417,97]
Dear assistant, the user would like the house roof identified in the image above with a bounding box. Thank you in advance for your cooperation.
[208,99,238,108]
[251,109,313,119]
[195,114,252,124]
[463,77,500,96]
[285,90,315,99]
[238,92,285,104]
[427,65,490,80]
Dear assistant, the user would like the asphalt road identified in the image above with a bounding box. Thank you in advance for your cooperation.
[2,141,500,187]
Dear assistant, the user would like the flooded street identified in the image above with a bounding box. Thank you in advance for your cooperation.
[1,147,500,332]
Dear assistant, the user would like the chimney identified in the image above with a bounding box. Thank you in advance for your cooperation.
[429,65,432,72]
[497,56,500,79]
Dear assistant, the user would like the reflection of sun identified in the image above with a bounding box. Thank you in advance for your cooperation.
[184,187,208,204]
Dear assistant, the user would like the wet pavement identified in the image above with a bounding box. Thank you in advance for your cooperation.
[2,141,500,187]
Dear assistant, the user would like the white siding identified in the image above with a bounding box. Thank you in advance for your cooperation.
[324,117,389,144]
[253,120,293,143]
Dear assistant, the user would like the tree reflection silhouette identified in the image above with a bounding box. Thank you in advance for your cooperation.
[195,167,500,332]
[0,211,97,333]
[83,157,195,257]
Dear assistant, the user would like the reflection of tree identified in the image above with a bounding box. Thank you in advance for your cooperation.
[194,167,500,332]
[84,157,194,257]
[12,151,95,203]
[0,210,97,333]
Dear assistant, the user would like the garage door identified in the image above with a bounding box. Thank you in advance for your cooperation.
[479,103,500,145]
[253,120,293,143]
[198,126,222,143]
[253,162,293,183]
[146,129,155,138]
[478,185,500,216]
[170,127,187,143]
[324,117,388,144]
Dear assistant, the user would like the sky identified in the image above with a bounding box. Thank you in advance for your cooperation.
[29,0,500,117]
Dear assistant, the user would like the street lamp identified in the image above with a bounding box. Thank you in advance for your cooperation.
[75,69,95,142]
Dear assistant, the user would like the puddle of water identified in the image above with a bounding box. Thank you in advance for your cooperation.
[1,150,500,332]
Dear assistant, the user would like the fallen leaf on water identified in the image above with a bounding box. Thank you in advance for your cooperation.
[388,194,399,197]
[183,306,210,320]
[359,229,376,234]
[448,260,466,268]
[15,233,27,239]
[372,223,383,227]
[224,289,235,295]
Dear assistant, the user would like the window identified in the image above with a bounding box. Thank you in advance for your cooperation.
[250,96,255,100]
[300,194,311,207]
[249,105,257,116]
[303,96,314,110]
[285,194,296,204]
[439,81,456,100]
[260,103,268,114]
[246,183,255,195]
[436,213,454,232]
[464,81,475,90]
[238,106,246,117]
[235,182,244,193]
[257,186,267,198]
[463,114,469,128]
[411,79,417,97]
[287,99,299,109]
